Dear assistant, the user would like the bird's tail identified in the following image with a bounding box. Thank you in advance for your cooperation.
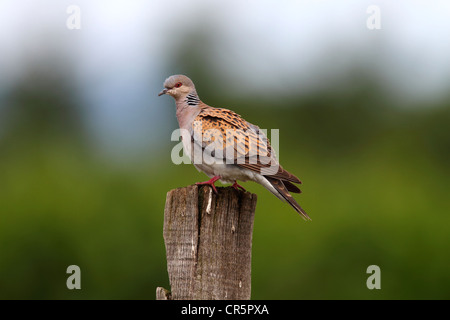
[263,176,311,221]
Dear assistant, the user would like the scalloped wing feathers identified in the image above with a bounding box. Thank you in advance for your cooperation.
[192,106,302,184]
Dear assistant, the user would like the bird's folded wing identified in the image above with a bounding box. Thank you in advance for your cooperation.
[191,107,301,183]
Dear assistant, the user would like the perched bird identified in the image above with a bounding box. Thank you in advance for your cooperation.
[158,75,310,220]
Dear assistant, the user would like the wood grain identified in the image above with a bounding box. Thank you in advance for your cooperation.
[157,185,257,300]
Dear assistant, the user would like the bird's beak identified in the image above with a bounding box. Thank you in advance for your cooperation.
[158,88,168,96]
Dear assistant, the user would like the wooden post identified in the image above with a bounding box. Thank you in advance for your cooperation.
[156,185,257,300]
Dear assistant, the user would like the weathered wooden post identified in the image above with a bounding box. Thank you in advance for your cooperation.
[156,185,257,300]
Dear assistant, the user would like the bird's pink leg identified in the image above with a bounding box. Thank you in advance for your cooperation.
[196,176,220,194]
[232,181,246,192]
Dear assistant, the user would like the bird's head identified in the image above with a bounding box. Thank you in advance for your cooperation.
[158,74,197,100]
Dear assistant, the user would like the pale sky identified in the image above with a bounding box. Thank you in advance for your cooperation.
[1,0,449,159]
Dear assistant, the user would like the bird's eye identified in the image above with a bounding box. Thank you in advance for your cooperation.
[174,82,182,88]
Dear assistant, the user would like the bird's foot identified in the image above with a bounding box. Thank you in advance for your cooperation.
[195,176,220,194]
[232,181,246,192]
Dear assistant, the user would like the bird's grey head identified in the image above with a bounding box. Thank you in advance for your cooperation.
[158,74,197,100]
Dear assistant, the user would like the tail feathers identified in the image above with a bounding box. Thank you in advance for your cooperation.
[265,177,311,221]
[283,180,301,193]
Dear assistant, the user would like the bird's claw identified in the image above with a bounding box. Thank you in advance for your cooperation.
[232,181,246,192]
[196,176,220,194]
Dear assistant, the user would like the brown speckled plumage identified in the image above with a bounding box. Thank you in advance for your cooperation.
[158,75,310,220]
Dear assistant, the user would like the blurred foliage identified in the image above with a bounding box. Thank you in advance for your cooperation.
[1,39,450,300]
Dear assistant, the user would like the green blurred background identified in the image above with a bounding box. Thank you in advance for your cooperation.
[1,1,449,299]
